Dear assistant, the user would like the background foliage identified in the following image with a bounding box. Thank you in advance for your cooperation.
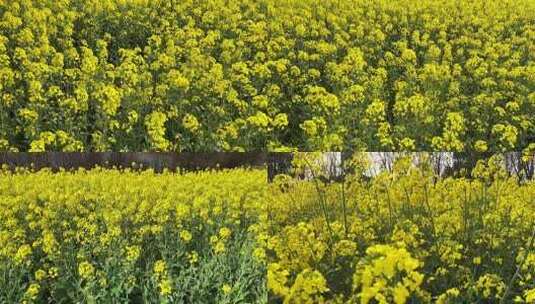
[0,168,267,303]
[2,156,535,303]
[261,153,535,303]
[0,0,534,152]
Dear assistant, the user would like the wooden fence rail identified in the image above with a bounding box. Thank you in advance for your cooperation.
[1,152,532,181]
[0,152,273,173]
[0,152,339,182]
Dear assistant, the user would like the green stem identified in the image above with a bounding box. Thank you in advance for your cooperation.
[500,224,535,304]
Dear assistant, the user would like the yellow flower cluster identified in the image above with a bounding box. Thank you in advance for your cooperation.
[0,167,268,303]
[78,261,95,281]
[180,230,193,242]
[261,155,535,303]
[1,157,534,302]
[24,283,40,302]
[125,245,141,263]
[353,245,424,304]
[153,260,172,296]
[1,0,534,152]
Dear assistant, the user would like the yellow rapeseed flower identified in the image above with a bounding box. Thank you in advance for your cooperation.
[180,230,192,242]
[48,267,59,279]
[153,260,167,275]
[25,283,40,300]
[210,235,219,244]
[525,289,535,303]
[125,245,141,262]
[222,284,232,295]
[159,278,173,296]
[253,247,266,262]
[35,269,47,281]
[15,244,32,265]
[214,241,226,254]
[78,261,95,280]
[188,251,199,264]
[393,285,410,304]
[42,231,59,255]
[219,227,232,239]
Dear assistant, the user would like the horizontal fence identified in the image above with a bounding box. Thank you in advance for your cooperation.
[0,152,272,173]
[0,152,533,181]
[0,152,296,181]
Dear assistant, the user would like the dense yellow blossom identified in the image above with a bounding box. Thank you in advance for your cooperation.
[14,245,32,265]
[180,230,193,242]
[24,283,40,301]
[263,156,535,303]
[352,245,424,304]
[1,158,534,302]
[78,261,95,280]
[0,168,268,303]
[158,278,173,296]
[222,284,232,295]
[125,245,141,262]
[219,227,232,239]
[34,269,46,282]
[1,0,534,152]
[153,260,167,276]
[213,241,226,255]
